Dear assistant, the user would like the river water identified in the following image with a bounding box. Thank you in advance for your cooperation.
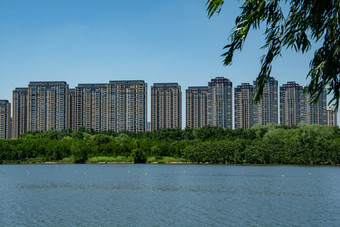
[0,164,339,226]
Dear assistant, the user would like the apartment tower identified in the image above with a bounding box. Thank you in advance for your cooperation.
[302,90,327,125]
[186,86,208,128]
[0,100,11,139]
[280,82,304,126]
[108,80,147,132]
[27,81,69,131]
[12,88,28,138]
[75,84,108,131]
[68,88,77,131]
[207,77,233,128]
[151,83,181,131]
[253,77,278,125]
[326,106,337,126]
[234,83,254,129]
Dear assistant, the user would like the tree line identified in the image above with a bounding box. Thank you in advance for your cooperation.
[0,124,339,165]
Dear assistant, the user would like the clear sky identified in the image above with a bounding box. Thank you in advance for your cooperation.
[0,0,338,125]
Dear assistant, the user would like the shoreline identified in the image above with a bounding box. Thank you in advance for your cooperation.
[1,161,339,166]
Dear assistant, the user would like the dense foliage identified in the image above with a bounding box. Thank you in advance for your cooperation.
[206,0,340,109]
[0,124,339,165]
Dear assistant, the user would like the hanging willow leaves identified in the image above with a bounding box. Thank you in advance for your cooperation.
[206,0,340,110]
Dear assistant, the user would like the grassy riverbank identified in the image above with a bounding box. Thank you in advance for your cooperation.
[1,156,189,164]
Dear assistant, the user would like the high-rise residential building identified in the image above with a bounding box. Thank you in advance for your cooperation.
[27,81,69,132]
[151,83,181,131]
[12,88,28,138]
[186,86,208,128]
[68,88,77,131]
[234,83,254,129]
[207,77,233,128]
[326,106,337,126]
[254,77,278,125]
[301,90,327,125]
[75,84,108,131]
[108,80,147,132]
[280,82,304,126]
[0,100,11,139]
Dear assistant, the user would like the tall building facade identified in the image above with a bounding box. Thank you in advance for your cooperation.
[27,81,69,132]
[234,83,254,129]
[301,90,327,125]
[108,80,147,132]
[326,106,337,126]
[280,82,304,126]
[75,84,108,131]
[186,86,208,128]
[0,100,11,139]
[12,88,28,138]
[68,88,77,131]
[208,77,233,128]
[151,83,181,131]
[254,77,278,125]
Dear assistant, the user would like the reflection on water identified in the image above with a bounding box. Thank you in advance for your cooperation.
[1,164,339,226]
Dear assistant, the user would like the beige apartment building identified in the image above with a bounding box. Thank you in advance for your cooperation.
[326,106,337,126]
[207,77,233,129]
[108,80,147,132]
[234,83,254,129]
[301,90,327,125]
[254,77,278,125]
[12,88,28,138]
[280,82,304,126]
[186,86,208,128]
[75,84,108,131]
[0,100,11,139]
[151,83,181,131]
[27,81,69,132]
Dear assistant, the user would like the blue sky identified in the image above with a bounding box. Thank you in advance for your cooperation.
[0,0,338,125]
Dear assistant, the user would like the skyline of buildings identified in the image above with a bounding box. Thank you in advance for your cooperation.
[0,78,338,139]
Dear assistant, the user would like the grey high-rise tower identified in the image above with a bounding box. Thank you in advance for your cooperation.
[151,83,182,131]
[12,88,28,138]
[68,88,77,132]
[254,77,278,125]
[207,77,233,128]
[108,80,147,132]
[280,82,304,126]
[75,84,108,131]
[186,86,208,128]
[0,100,11,139]
[234,83,255,129]
[27,81,69,132]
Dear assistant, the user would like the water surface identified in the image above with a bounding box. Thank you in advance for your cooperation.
[1,164,339,226]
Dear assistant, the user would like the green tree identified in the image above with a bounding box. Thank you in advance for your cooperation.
[71,141,88,163]
[207,0,340,109]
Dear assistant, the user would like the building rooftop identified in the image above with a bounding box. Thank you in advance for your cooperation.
[153,83,179,86]
[109,80,145,84]
[29,81,68,86]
